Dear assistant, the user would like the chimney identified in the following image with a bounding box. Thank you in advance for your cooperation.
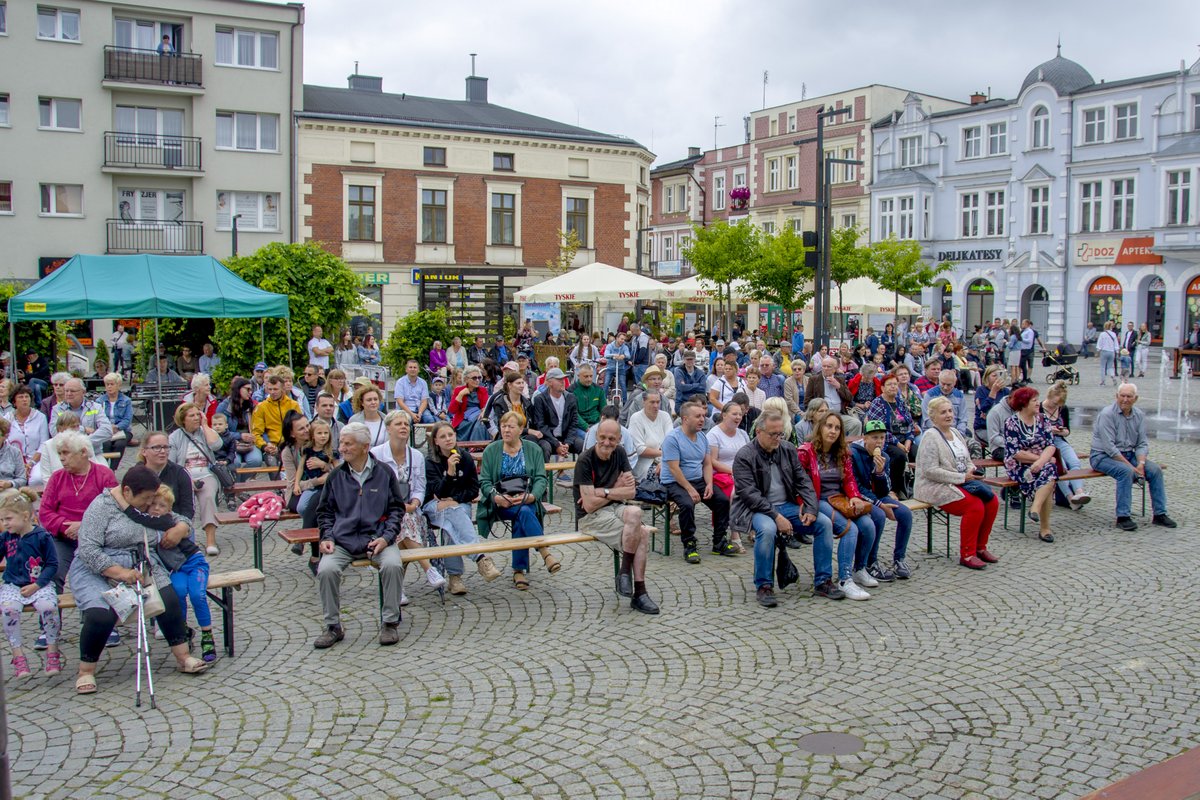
[688,146,701,158]
[466,75,488,103]
[348,73,382,92]
[969,91,987,105]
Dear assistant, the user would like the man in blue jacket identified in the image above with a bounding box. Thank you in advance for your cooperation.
[672,350,707,415]
[849,421,914,581]
[920,369,970,438]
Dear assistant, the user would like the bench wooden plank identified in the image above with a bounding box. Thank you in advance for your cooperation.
[235,466,279,475]
[280,505,565,547]
[26,569,264,614]
[400,532,595,561]
[216,511,299,526]
[231,480,289,495]
[545,461,576,472]
[901,499,933,511]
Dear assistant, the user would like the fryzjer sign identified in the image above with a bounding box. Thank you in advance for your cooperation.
[1075,236,1162,266]
[936,248,1002,262]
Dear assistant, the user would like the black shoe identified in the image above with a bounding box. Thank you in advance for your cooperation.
[616,571,633,598]
[631,594,660,615]
[756,586,778,608]
[796,532,813,545]
[684,549,701,564]
[314,624,345,649]
[308,559,319,577]
[291,543,304,555]
[813,580,845,600]
[1116,517,1138,531]
[866,562,896,583]
[378,622,400,646]
[1152,514,1178,529]
[784,535,803,549]
[712,541,739,557]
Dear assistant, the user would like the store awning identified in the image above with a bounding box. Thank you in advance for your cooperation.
[663,275,753,304]
[807,277,922,315]
[514,262,672,303]
[7,254,290,321]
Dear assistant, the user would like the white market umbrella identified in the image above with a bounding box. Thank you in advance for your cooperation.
[807,277,921,315]
[664,275,753,304]
[514,262,673,303]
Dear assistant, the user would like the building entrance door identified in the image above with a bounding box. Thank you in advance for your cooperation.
[1146,277,1165,343]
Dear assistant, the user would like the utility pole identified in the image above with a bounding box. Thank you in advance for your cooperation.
[713,116,724,151]
[793,107,861,348]
[762,70,768,108]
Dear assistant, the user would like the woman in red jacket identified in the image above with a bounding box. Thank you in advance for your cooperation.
[797,410,878,600]
[449,365,490,442]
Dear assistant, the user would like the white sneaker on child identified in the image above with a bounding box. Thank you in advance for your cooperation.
[426,567,447,589]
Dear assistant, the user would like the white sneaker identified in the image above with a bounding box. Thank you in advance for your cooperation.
[853,568,879,588]
[400,592,410,607]
[426,567,447,589]
[1071,493,1091,508]
[839,579,871,601]
[205,545,219,556]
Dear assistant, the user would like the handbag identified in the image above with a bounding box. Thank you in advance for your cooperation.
[775,543,800,589]
[959,479,995,504]
[497,474,529,497]
[634,467,667,505]
[827,494,868,539]
[140,531,166,619]
[181,430,237,492]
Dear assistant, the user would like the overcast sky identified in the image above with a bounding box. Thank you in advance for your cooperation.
[298,0,1200,162]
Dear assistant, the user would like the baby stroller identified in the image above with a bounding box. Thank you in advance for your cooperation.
[1042,344,1081,385]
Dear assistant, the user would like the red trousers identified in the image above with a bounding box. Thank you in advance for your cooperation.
[941,489,999,559]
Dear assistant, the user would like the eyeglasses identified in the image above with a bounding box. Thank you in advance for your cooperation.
[467,376,479,381]
[144,445,169,452]
[764,431,785,439]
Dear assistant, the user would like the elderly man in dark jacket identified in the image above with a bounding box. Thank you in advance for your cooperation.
[731,408,822,608]
[805,356,861,436]
[313,421,406,649]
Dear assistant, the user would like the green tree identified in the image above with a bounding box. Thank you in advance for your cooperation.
[211,242,364,391]
[680,219,757,336]
[545,229,582,275]
[0,282,71,372]
[381,308,467,372]
[867,236,953,318]
[828,226,874,335]
[743,227,815,338]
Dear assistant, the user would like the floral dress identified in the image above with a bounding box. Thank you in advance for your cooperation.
[1003,414,1057,499]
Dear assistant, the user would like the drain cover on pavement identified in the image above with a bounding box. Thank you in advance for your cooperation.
[794,732,865,755]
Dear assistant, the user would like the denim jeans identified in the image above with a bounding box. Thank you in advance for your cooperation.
[818,500,871,577]
[169,552,212,628]
[1055,436,1083,496]
[1090,450,1167,518]
[1099,351,1116,382]
[423,500,483,577]
[235,445,264,468]
[495,503,543,571]
[807,512,842,586]
[867,498,912,565]
[748,501,807,589]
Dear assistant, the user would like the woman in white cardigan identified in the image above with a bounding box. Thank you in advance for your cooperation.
[914,396,1000,570]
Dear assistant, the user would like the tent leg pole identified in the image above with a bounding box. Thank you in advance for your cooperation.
[154,319,162,413]
[260,319,266,363]
[285,319,293,371]
[7,323,14,381]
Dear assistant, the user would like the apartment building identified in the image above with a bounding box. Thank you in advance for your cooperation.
[0,0,302,303]
[297,72,653,334]
[871,52,1200,344]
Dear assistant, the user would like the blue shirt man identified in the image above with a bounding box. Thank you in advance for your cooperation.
[395,360,434,423]
[920,370,970,437]
[791,327,805,357]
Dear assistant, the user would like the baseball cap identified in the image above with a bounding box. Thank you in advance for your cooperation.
[503,361,519,372]
[352,376,374,389]
[432,375,445,384]
[254,361,268,371]
[863,420,887,434]
[545,367,565,380]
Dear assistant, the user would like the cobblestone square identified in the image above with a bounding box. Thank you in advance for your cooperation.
[9,358,1200,799]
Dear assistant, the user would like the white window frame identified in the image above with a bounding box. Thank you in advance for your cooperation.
[485,180,522,247]
[732,170,746,189]
[785,155,797,189]
[1166,169,1193,226]
[215,111,279,152]
[841,147,856,183]
[841,212,857,230]
[987,121,1008,156]
[342,172,382,243]
[1193,94,1200,132]
[1030,105,1050,150]
[675,184,686,215]
[898,195,915,239]
[761,220,775,235]
[1028,185,1050,236]
[900,135,921,168]
[960,192,980,238]
[662,184,674,214]
[561,185,595,250]
[1114,102,1138,141]
[787,113,796,132]
[767,158,779,192]
[39,183,83,216]
[215,27,279,70]
[0,93,9,126]
[962,126,982,159]
[921,196,931,239]
[38,97,81,131]
[662,235,674,261]
[878,197,895,239]
[116,187,184,223]
[1079,180,1103,232]
[1110,177,1135,231]
[215,191,279,232]
[1082,107,1106,144]
[984,189,1005,237]
[0,2,7,36]
[0,181,12,214]
[37,7,80,42]
[713,174,726,211]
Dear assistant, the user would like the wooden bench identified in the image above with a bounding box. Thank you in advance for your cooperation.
[235,466,279,476]
[230,479,289,496]
[900,498,954,558]
[217,510,301,570]
[544,460,577,504]
[28,568,265,658]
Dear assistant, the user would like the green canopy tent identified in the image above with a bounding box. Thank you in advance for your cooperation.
[6,254,292,398]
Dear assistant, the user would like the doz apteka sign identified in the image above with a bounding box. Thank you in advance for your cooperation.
[1075,236,1162,266]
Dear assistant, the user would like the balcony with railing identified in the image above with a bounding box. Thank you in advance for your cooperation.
[651,260,695,279]
[106,219,203,255]
[103,132,202,173]
[103,46,203,89]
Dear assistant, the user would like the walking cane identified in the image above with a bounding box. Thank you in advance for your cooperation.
[133,566,156,710]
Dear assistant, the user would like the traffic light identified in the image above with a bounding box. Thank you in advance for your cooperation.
[802,230,818,248]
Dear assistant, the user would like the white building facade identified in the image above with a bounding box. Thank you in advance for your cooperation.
[871,53,1200,346]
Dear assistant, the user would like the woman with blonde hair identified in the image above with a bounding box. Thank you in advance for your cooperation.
[347,382,387,447]
[1041,381,1090,510]
[168,402,223,555]
[759,396,797,445]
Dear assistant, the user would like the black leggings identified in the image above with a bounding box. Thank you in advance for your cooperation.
[79,583,189,663]
[885,443,911,496]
